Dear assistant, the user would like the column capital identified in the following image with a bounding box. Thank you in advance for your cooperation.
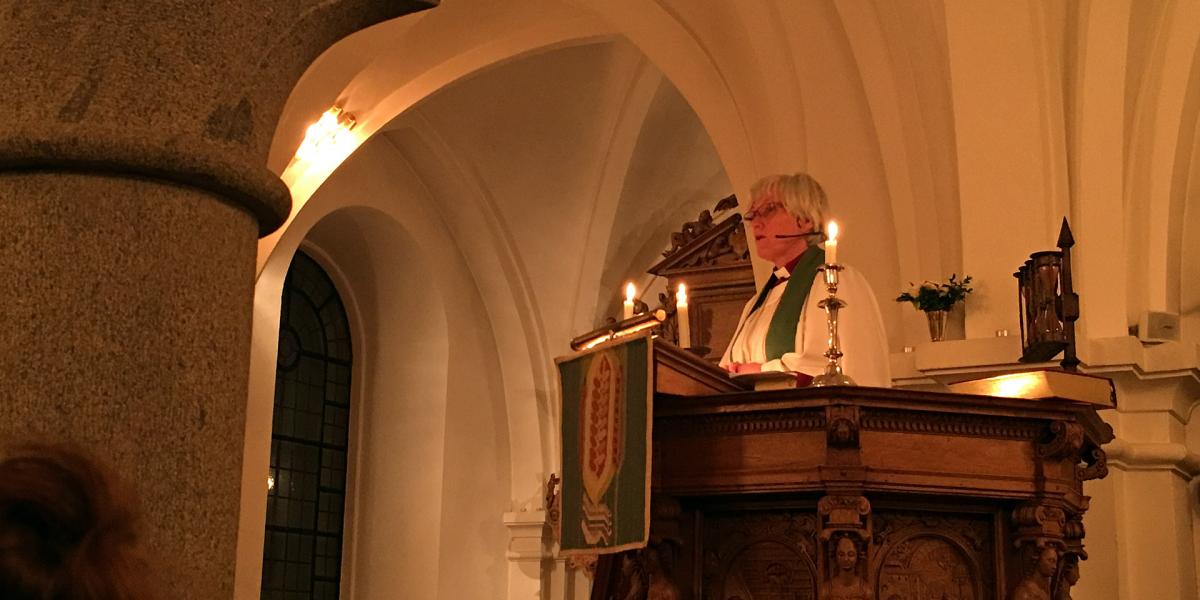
[0,0,437,237]
[0,131,290,235]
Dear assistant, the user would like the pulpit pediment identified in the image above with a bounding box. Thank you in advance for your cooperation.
[648,194,749,276]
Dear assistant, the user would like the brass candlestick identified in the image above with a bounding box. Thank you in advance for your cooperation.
[811,263,856,387]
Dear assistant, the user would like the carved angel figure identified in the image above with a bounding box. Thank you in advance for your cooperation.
[1053,556,1079,600]
[1010,546,1057,600]
[643,546,681,600]
[821,536,874,600]
[616,545,681,600]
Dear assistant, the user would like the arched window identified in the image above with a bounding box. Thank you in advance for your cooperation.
[261,250,353,600]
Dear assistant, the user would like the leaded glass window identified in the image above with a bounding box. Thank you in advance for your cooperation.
[262,251,352,600]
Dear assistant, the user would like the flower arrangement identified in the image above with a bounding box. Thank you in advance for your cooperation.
[895,274,973,312]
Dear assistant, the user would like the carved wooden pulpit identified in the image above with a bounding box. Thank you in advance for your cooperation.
[588,340,1113,600]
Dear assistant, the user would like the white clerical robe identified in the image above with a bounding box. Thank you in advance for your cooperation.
[720,264,892,387]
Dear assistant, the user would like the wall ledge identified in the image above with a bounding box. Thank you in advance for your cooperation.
[891,335,1199,387]
[1105,439,1200,478]
[503,510,553,561]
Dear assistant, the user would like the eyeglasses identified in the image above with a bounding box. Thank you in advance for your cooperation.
[743,201,784,222]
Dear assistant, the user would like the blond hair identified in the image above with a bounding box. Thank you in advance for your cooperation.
[750,173,830,239]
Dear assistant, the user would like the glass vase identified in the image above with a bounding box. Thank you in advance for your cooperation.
[926,309,949,342]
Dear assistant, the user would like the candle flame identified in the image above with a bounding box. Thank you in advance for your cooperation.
[625,282,636,302]
[827,220,839,242]
[677,283,687,304]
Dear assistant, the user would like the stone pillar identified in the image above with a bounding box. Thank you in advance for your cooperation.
[1098,445,1200,600]
[0,2,435,599]
[1075,372,1200,600]
[505,509,554,599]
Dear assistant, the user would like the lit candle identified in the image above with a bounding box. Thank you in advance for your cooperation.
[825,220,839,265]
[676,283,691,348]
[623,282,636,320]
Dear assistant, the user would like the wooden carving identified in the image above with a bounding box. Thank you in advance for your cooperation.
[569,554,599,578]
[614,544,683,600]
[659,195,748,268]
[592,352,1116,600]
[1012,502,1067,547]
[701,511,819,600]
[819,495,871,538]
[655,408,825,437]
[1075,447,1107,481]
[648,195,756,360]
[1010,546,1058,600]
[616,552,648,600]
[644,544,683,600]
[657,288,680,347]
[1010,498,1069,600]
[873,511,993,600]
[826,405,861,449]
[546,473,561,538]
[1037,422,1084,459]
[822,534,873,600]
[1052,553,1080,600]
[1061,514,1086,558]
[860,409,1042,440]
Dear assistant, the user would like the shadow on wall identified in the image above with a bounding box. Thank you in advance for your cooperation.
[302,205,510,598]
[306,206,453,599]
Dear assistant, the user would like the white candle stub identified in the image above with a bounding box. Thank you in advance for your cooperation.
[825,220,840,264]
[676,283,691,348]
[623,282,636,320]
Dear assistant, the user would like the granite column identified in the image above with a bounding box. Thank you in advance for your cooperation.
[0,2,436,597]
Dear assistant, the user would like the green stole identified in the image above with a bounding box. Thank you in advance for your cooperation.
[764,245,826,360]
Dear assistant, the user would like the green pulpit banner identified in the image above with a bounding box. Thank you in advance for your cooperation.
[556,331,653,555]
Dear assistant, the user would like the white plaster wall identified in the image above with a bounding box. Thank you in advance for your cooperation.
[307,207,452,600]
[314,147,512,600]
[408,41,646,359]
[238,137,512,599]
[594,79,732,328]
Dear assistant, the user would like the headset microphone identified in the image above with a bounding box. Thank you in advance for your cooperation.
[773,232,825,240]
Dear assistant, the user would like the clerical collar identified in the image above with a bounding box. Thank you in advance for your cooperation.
[773,249,812,281]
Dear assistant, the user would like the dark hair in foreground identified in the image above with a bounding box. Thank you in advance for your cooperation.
[0,443,148,600]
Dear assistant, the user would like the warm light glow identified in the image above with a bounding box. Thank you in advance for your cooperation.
[618,318,661,337]
[677,283,687,304]
[580,321,659,349]
[827,220,839,242]
[293,107,358,165]
[579,310,667,350]
[282,106,363,193]
[987,373,1043,398]
[581,334,613,350]
[273,107,368,249]
[267,473,275,491]
[625,282,636,303]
